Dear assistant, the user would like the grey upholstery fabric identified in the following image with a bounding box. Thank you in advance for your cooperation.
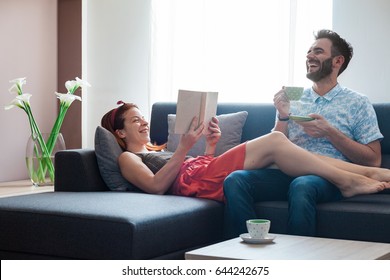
[94,126,137,191]
[0,192,223,259]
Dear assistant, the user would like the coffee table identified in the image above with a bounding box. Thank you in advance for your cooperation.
[185,234,390,260]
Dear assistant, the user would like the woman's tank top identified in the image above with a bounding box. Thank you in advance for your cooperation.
[136,152,192,174]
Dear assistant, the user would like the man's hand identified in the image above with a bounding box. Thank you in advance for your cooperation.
[273,88,290,118]
[296,114,333,138]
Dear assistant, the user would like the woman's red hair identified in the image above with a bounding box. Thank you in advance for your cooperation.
[101,101,166,151]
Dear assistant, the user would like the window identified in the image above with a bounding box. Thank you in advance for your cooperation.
[150,0,332,103]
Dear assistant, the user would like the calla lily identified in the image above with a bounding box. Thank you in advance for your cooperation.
[5,98,25,110]
[9,77,27,84]
[9,84,20,95]
[75,77,91,88]
[65,77,91,94]
[8,77,26,95]
[65,80,78,93]
[5,93,32,110]
[16,93,32,104]
[55,92,82,106]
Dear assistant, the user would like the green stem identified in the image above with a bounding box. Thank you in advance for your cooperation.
[24,103,55,182]
[46,103,68,154]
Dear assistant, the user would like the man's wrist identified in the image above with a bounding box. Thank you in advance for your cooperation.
[277,113,290,121]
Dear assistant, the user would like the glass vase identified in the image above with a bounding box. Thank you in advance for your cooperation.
[25,133,66,187]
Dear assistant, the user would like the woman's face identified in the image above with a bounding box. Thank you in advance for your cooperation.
[119,107,150,147]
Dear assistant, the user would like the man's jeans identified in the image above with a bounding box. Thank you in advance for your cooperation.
[223,169,343,238]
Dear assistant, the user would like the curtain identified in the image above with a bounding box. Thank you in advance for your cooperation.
[150,0,332,103]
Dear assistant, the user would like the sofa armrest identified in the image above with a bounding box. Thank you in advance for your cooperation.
[54,149,110,192]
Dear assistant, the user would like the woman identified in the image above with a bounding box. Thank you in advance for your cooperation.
[101,101,390,202]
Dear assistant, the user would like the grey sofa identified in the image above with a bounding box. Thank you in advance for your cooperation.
[0,102,389,260]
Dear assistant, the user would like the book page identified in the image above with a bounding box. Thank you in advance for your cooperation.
[174,90,218,134]
[202,92,218,134]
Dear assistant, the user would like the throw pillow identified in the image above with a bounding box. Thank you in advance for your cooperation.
[94,126,138,191]
[167,111,248,157]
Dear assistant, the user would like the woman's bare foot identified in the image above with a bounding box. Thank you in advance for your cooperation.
[338,174,389,198]
[365,167,390,182]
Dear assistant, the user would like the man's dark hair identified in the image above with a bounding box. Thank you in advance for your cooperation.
[315,29,353,76]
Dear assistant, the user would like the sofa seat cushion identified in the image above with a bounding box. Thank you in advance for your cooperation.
[0,192,224,259]
[254,194,390,243]
[315,194,390,242]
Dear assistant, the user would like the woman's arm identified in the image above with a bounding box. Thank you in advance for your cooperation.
[118,117,204,194]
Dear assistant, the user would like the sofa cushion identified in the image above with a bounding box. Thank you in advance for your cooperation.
[94,126,137,191]
[254,194,390,243]
[167,111,248,156]
[0,192,224,259]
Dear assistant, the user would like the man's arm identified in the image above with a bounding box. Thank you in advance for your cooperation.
[299,114,382,167]
[272,89,290,135]
[325,125,381,167]
[273,118,289,134]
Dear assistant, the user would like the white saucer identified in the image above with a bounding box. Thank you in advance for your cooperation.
[239,233,276,244]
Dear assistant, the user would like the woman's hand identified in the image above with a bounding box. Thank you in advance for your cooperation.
[177,116,204,153]
[205,116,221,155]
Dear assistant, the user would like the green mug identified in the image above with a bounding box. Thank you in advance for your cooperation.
[284,86,304,101]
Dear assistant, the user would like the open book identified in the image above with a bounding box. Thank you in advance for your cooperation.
[174,89,219,134]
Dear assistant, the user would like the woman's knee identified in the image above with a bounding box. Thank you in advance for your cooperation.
[269,131,289,146]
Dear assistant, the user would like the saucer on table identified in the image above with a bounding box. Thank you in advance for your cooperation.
[239,233,276,244]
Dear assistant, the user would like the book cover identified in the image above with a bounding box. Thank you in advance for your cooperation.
[174,89,219,134]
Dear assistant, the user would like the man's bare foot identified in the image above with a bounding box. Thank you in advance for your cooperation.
[339,175,389,198]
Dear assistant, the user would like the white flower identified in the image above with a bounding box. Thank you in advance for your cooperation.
[9,77,26,85]
[8,77,26,95]
[65,77,91,94]
[55,92,82,107]
[5,98,25,110]
[17,93,32,103]
[65,80,78,93]
[75,77,91,88]
[4,93,32,110]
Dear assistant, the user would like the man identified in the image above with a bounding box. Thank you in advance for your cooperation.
[223,29,383,238]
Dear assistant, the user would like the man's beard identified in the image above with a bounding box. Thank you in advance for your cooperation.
[306,57,333,82]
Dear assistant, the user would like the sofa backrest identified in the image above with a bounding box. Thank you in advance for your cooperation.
[150,102,390,167]
[150,102,276,145]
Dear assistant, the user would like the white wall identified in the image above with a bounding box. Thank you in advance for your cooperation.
[333,0,390,102]
[82,0,390,150]
[0,0,57,182]
[82,0,152,148]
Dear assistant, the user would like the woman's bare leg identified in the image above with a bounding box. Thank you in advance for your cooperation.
[243,132,389,197]
[315,154,390,182]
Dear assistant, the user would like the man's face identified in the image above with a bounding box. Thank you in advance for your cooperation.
[306,38,334,82]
